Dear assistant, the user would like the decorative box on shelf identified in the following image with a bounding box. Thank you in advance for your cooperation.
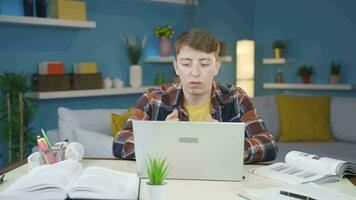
[72,73,102,90]
[32,74,71,92]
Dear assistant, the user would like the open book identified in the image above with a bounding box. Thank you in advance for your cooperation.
[239,183,356,200]
[250,151,356,185]
[0,160,139,200]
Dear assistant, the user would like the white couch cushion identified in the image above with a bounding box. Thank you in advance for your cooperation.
[58,107,127,142]
[252,95,280,138]
[331,97,356,142]
[74,128,114,158]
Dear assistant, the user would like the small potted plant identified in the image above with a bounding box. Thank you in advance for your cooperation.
[145,156,169,200]
[154,25,175,57]
[297,65,314,84]
[272,40,285,59]
[330,61,341,84]
[121,34,147,88]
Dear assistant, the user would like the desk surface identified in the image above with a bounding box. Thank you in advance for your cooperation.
[1,158,356,200]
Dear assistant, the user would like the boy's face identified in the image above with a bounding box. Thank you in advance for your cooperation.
[173,45,221,98]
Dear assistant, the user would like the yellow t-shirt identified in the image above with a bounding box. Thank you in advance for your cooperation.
[183,98,211,122]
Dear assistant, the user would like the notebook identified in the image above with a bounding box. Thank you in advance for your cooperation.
[238,183,356,200]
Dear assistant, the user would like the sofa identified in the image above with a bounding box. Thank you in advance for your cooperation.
[253,95,356,163]
[45,96,356,163]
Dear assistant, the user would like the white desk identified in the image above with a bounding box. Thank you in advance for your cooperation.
[1,159,356,199]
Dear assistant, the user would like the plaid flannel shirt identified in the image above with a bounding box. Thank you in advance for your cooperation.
[113,82,278,163]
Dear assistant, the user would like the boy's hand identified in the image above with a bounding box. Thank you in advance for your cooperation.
[166,109,179,121]
[207,114,218,122]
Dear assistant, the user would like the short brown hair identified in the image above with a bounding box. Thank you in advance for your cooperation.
[174,29,220,59]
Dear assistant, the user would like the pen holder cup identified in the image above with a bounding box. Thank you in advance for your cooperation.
[38,142,67,163]
[27,142,84,171]
[50,143,67,162]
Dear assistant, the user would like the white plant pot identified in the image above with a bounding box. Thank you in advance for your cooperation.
[129,64,142,88]
[145,182,167,200]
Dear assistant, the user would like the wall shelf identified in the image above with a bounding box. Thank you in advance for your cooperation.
[0,15,96,28]
[262,58,295,65]
[145,56,175,63]
[263,83,355,90]
[25,86,155,100]
[145,56,232,63]
[146,0,198,5]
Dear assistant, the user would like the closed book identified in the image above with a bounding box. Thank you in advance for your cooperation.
[35,0,46,17]
[23,0,34,16]
[48,0,87,21]
[38,62,65,75]
[73,63,98,74]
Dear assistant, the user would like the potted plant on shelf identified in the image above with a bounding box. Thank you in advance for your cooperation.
[154,25,175,57]
[121,34,147,88]
[272,40,285,59]
[297,65,314,84]
[330,61,341,84]
[145,156,169,200]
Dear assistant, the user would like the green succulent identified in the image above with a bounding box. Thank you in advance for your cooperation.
[330,61,341,75]
[297,65,314,77]
[146,156,169,185]
[273,40,285,49]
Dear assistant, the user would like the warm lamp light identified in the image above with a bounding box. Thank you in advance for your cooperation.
[236,40,255,97]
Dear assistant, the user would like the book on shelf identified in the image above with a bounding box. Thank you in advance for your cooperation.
[38,62,65,75]
[239,183,356,200]
[249,151,356,185]
[0,160,139,200]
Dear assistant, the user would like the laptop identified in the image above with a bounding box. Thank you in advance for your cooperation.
[132,120,245,181]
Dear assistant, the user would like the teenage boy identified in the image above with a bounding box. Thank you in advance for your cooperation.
[113,29,277,163]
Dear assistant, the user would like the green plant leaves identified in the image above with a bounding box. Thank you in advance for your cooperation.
[147,156,169,185]
[0,72,36,164]
[121,35,147,65]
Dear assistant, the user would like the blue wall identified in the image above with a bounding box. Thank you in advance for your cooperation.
[254,0,356,96]
[0,0,255,167]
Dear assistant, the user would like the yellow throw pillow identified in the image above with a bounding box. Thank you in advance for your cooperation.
[111,108,132,137]
[276,95,334,142]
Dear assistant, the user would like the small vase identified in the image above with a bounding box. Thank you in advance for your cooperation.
[159,36,172,57]
[330,75,340,84]
[129,65,142,88]
[103,77,113,89]
[113,78,124,88]
[274,48,283,59]
[301,76,310,84]
[145,182,167,200]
